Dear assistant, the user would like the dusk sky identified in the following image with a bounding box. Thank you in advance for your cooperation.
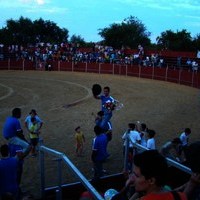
[0,0,200,43]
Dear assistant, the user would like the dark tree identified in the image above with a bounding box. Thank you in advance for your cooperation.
[156,29,193,51]
[0,16,69,45]
[70,34,86,46]
[98,16,151,49]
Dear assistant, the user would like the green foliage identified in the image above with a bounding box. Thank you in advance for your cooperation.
[70,34,86,46]
[156,29,194,51]
[98,16,151,49]
[0,16,69,45]
[192,34,200,51]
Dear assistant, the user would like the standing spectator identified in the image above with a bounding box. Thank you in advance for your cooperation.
[25,109,43,156]
[179,128,191,160]
[146,129,156,150]
[122,123,141,171]
[3,108,31,158]
[91,125,108,181]
[160,137,182,162]
[75,126,85,157]
[28,117,41,157]
[93,86,116,129]
[137,122,148,148]
[94,111,112,142]
[25,109,43,135]
[0,144,19,199]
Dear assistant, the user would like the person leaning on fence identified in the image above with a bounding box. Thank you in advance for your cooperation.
[179,128,191,160]
[3,108,31,158]
[160,137,182,162]
[122,123,141,172]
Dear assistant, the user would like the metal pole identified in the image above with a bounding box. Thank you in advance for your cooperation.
[39,139,45,199]
[123,132,129,171]
[57,158,62,200]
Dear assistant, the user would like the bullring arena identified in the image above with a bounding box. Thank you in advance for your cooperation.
[0,68,200,199]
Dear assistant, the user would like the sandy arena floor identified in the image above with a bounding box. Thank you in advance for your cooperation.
[0,70,199,199]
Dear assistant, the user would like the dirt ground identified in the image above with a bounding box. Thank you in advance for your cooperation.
[0,70,199,199]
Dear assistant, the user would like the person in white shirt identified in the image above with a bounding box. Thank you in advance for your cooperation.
[147,129,156,150]
[179,128,191,160]
[122,123,141,171]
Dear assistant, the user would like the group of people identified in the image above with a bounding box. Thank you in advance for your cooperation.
[84,85,200,200]
[0,108,43,199]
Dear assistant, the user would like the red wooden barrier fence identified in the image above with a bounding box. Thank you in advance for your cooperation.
[0,59,199,89]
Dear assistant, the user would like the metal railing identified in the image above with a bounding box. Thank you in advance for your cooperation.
[39,140,104,200]
[124,134,192,174]
[39,135,192,199]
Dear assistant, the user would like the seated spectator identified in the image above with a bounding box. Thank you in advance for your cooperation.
[160,137,182,162]
[129,150,187,200]
[3,108,31,158]
[175,141,200,200]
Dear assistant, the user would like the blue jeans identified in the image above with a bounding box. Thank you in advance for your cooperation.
[8,136,30,154]
[101,112,112,128]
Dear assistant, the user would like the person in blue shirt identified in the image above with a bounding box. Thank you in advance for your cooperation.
[3,108,31,158]
[0,144,19,199]
[94,86,116,129]
[91,125,108,181]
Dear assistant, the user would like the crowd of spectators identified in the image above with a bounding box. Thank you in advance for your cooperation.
[0,43,189,68]
[0,43,199,70]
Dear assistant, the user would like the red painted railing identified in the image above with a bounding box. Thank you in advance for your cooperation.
[0,59,199,88]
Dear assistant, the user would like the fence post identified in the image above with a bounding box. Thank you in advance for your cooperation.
[39,139,45,199]
[22,59,25,71]
[124,133,129,171]
[56,158,62,200]
[99,63,101,74]
[192,70,194,87]
[112,63,114,75]
[126,65,127,76]
[85,62,88,72]
[72,61,74,72]
[58,61,60,71]
[165,65,168,81]
[152,66,155,79]
[139,65,141,78]
[178,68,182,84]
[8,58,10,70]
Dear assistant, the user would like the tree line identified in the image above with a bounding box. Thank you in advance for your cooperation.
[0,16,199,51]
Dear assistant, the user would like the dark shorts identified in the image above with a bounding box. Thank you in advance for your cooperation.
[30,138,39,146]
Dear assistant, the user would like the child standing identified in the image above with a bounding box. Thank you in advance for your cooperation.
[29,117,40,157]
[75,126,85,156]
[146,129,156,150]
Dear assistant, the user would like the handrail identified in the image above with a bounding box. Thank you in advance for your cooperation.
[125,135,192,174]
[39,143,104,200]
